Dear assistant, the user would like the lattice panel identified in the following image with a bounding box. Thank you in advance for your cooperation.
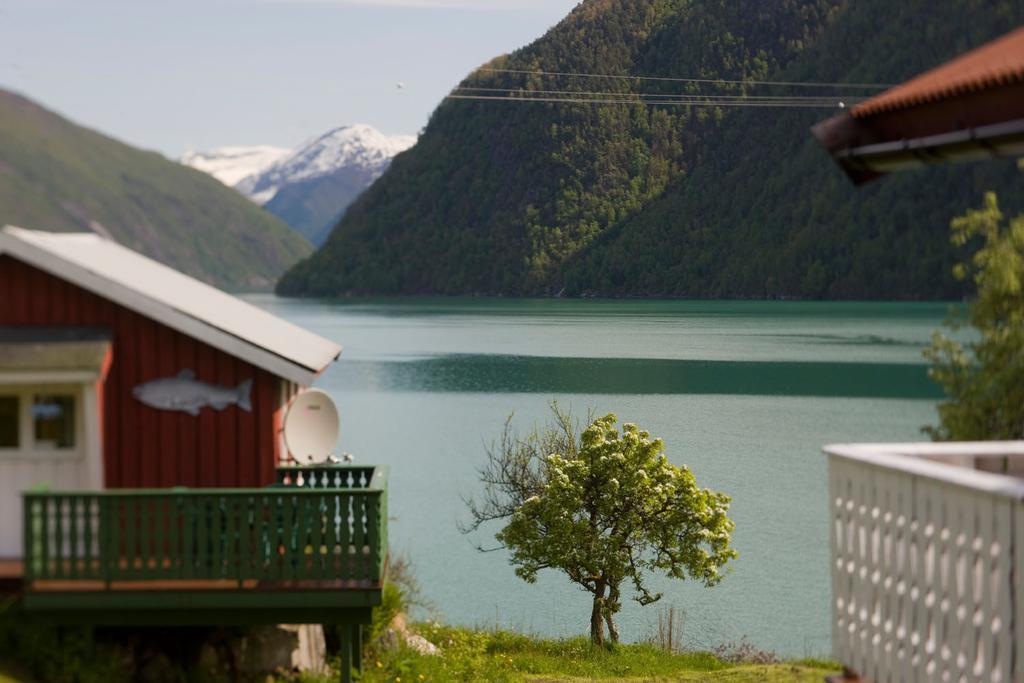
[829,456,1020,683]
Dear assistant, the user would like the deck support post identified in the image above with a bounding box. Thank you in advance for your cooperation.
[339,623,356,683]
[353,624,363,674]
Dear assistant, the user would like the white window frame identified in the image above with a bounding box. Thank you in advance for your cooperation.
[0,369,104,491]
[0,383,85,460]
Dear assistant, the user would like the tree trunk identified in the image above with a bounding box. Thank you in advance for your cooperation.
[604,583,621,644]
[590,583,606,646]
[604,613,619,644]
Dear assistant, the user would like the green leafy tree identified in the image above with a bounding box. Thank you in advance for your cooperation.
[925,192,1024,440]
[464,405,737,646]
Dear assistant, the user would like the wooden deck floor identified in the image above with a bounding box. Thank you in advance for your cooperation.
[0,558,379,594]
[0,559,23,579]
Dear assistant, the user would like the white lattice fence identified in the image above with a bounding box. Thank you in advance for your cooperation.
[827,443,1024,683]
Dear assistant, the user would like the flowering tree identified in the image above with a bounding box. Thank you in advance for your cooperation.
[464,406,737,645]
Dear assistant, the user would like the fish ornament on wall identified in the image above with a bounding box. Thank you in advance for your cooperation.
[132,370,253,416]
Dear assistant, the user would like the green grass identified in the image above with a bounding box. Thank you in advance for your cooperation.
[1,621,840,682]
[338,624,840,683]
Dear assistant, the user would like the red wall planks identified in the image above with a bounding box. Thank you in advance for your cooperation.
[256,372,275,486]
[196,342,218,488]
[175,334,199,487]
[215,355,238,487]
[0,255,286,488]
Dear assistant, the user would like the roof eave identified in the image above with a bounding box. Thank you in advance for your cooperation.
[812,113,1024,185]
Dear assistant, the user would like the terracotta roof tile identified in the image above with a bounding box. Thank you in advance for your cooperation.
[853,26,1024,118]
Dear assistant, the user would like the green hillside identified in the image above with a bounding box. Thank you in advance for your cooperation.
[278,0,1022,299]
[0,89,311,291]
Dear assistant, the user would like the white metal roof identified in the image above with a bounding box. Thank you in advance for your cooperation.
[0,226,341,385]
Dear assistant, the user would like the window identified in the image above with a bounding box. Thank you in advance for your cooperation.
[0,396,17,448]
[0,387,81,456]
[33,395,75,449]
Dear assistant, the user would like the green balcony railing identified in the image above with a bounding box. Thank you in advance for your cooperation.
[22,465,388,588]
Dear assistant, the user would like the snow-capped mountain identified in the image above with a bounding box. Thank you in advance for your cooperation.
[181,145,291,187]
[182,125,416,246]
[238,125,416,205]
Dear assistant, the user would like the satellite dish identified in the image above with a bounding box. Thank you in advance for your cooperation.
[283,389,340,463]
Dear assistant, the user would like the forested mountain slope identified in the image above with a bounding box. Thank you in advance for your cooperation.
[0,90,311,291]
[278,0,1023,298]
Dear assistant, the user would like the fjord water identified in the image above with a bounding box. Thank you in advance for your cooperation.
[249,297,949,657]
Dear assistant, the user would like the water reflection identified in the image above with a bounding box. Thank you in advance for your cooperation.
[334,354,942,399]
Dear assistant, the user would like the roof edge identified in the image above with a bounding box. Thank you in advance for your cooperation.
[0,227,328,386]
[812,113,1024,184]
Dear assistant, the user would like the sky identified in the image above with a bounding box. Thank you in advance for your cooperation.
[0,0,579,157]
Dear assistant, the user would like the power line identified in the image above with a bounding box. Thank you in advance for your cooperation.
[476,67,891,91]
[453,85,866,104]
[445,94,851,108]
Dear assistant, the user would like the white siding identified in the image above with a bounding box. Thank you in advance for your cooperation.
[827,442,1024,683]
[0,382,102,557]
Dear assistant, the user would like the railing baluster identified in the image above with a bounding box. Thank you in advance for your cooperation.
[270,495,284,580]
[211,495,222,579]
[127,498,140,578]
[196,497,208,578]
[51,497,63,580]
[993,496,1013,680]
[167,495,180,578]
[354,492,364,579]
[267,494,279,580]
[365,492,378,583]
[365,493,375,581]
[70,496,82,579]
[333,494,347,579]
[276,493,288,581]
[378,489,388,582]
[212,495,225,578]
[147,497,158,577]
[160,497,170,576]
[236,496,248,581]
[267,494,279,579]
[311,492,325,580]
[182,494,194,579]
[150,498,159,577]
[84,496,93,578]
[250,495,261,581]
[283,493,296,579]
[83,497,95,579]
[225,495,238,581]
[298,493,311,578]
[236,495,245,580]
[103,497,116,584]
[361,493,372,580]
[43,497,51,579]
[23,497,35,582]
[105,497,116,581]
[252,495,262,580]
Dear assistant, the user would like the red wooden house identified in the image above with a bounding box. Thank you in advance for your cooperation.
[0,225,384,682]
